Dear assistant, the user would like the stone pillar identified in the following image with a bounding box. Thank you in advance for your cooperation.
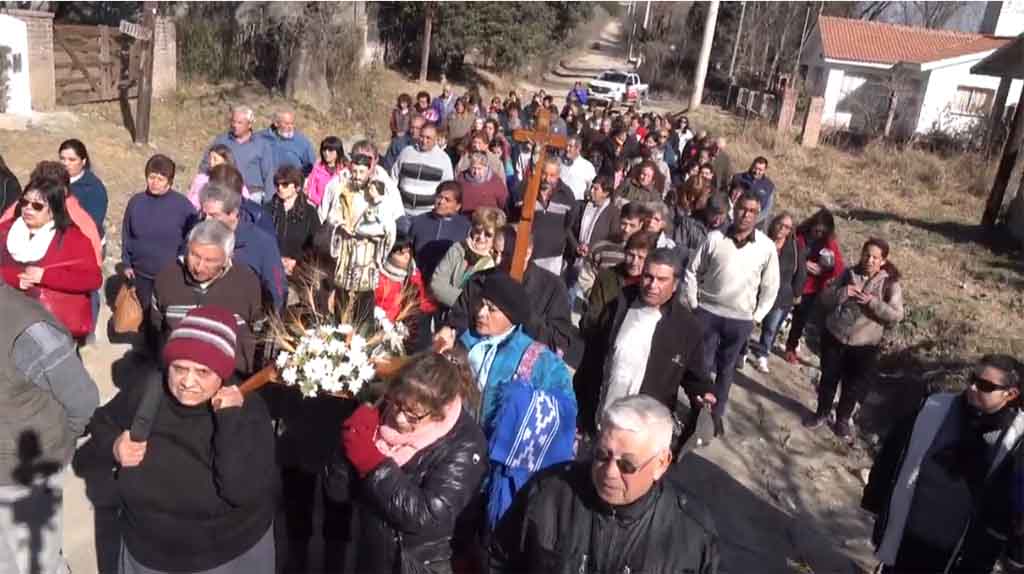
[801,96,825,148]
[1,9,54,111]
[151,16,176,99]
[776,87,798,133]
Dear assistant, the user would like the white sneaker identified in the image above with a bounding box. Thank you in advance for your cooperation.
[754,356,770,373]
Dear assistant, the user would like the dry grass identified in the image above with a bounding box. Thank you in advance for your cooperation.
[685,107,1024,376]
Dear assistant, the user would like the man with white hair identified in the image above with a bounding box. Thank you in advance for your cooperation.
[150,219,265,375]
[256,108,317,177]
[490,394,719,574]
[200,105,275,202]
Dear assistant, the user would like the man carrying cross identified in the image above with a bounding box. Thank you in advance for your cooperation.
[510,110,573,278]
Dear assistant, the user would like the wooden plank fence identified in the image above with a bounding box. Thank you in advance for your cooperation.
[53,23,142,105]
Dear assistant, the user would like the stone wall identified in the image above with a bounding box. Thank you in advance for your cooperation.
[1,9,54,111]
[152,16,176,98]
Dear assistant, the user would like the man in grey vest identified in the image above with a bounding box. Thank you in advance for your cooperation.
[0,284,100,574]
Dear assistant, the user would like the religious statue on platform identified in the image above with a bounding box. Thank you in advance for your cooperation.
[324,153,397,294]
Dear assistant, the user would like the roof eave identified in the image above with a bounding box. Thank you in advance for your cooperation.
[822,57,895,70]
[919,49,999,71]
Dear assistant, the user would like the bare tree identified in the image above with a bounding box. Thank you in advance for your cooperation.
[903,1,965,29]
[857,2,892,21]
[419,2,434,83]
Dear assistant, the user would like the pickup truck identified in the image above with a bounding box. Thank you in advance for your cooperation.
[587,71,649,106]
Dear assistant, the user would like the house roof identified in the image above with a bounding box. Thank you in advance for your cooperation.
[818,15,1012,66]
[971,34,1024,79]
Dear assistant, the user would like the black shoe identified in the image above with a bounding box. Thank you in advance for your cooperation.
[803,414,826,429]
[712,413,726,437]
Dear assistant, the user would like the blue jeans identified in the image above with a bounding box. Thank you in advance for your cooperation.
[754,304,791,359]
[696,308,754,417]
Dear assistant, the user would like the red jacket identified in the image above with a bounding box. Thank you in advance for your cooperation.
[375,269,437,322]
[457,172,509,217]
[1,195,103,265]
[0,219,102,295]
[796,234,844,295]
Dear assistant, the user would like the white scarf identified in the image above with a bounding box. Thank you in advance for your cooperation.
[6,218,56,263]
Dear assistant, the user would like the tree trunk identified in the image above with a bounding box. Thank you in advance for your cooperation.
[286,33,331,111]
[419,3,433,83]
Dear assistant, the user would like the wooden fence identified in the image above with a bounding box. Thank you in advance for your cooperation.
[53,24,142,105]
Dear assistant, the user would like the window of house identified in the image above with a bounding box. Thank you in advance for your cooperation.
[953,86,994,116]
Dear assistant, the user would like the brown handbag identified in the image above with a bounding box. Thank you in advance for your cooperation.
[112,283,143,334]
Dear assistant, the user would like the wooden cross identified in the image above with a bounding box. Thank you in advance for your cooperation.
[510,108,568,281]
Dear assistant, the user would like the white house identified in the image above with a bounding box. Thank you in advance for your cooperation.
[0,14,32,115]
[800,2,1024,138]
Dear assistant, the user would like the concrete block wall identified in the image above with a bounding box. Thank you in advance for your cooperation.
[2,9,54,111]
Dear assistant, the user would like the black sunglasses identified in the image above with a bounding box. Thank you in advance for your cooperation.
[593,448,660,475]
[385,400,431,424]
[18,198,47,212]
[971,375,1013,394]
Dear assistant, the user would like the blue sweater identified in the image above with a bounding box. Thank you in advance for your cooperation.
[199,133,275,193]
[233,221,286,310]
[403,211,471,280]
[121,190,197,279]
[71,170,108,238]
[240,198,277,238]
[255,128,317,177]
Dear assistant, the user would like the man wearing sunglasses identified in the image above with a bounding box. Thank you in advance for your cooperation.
[490,394,719,573]
[863,354,1024,574]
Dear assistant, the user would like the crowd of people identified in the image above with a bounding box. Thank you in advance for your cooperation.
[1,83,1022,574]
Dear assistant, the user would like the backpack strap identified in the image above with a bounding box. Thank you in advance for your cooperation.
[514,341,546,382]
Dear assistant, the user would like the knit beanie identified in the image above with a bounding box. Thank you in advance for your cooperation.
[481,272,531,327]
[162,306,238,381]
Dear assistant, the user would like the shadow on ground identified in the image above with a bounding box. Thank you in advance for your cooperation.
[672,453,865,574]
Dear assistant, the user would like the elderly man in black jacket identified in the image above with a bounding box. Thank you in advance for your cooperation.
[490,394,719,574]
[574,248,714,446]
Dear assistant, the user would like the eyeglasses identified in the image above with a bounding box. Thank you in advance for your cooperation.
[970,375,1012,394]
[385,400,431,424]
[593,448,660,475]
[18,198,47,212]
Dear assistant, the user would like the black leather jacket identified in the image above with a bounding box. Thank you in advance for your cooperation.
[324,407,489,574]
[490,462,719,574]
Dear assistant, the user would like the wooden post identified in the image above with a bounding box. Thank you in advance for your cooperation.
[987,76,1012,154]
[509,109,568,281]
[135,1,157,145]
[983,88,1024,228]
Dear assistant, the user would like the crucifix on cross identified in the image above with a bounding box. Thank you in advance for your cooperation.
[510,108,568,281]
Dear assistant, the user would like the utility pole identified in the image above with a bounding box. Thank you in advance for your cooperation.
[792,3,813,79]
[728,1,746,82]
[690,0,720,110]
[643,0,652,30]
[135,0,157,145]
[627,1,637,62]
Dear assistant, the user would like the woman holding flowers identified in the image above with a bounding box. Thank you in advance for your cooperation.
[324,351,488,574]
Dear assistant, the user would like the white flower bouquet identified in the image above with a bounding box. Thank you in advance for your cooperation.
[273,307,409,398]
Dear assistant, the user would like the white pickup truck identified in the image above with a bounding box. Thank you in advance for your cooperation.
[587,71,649,106]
